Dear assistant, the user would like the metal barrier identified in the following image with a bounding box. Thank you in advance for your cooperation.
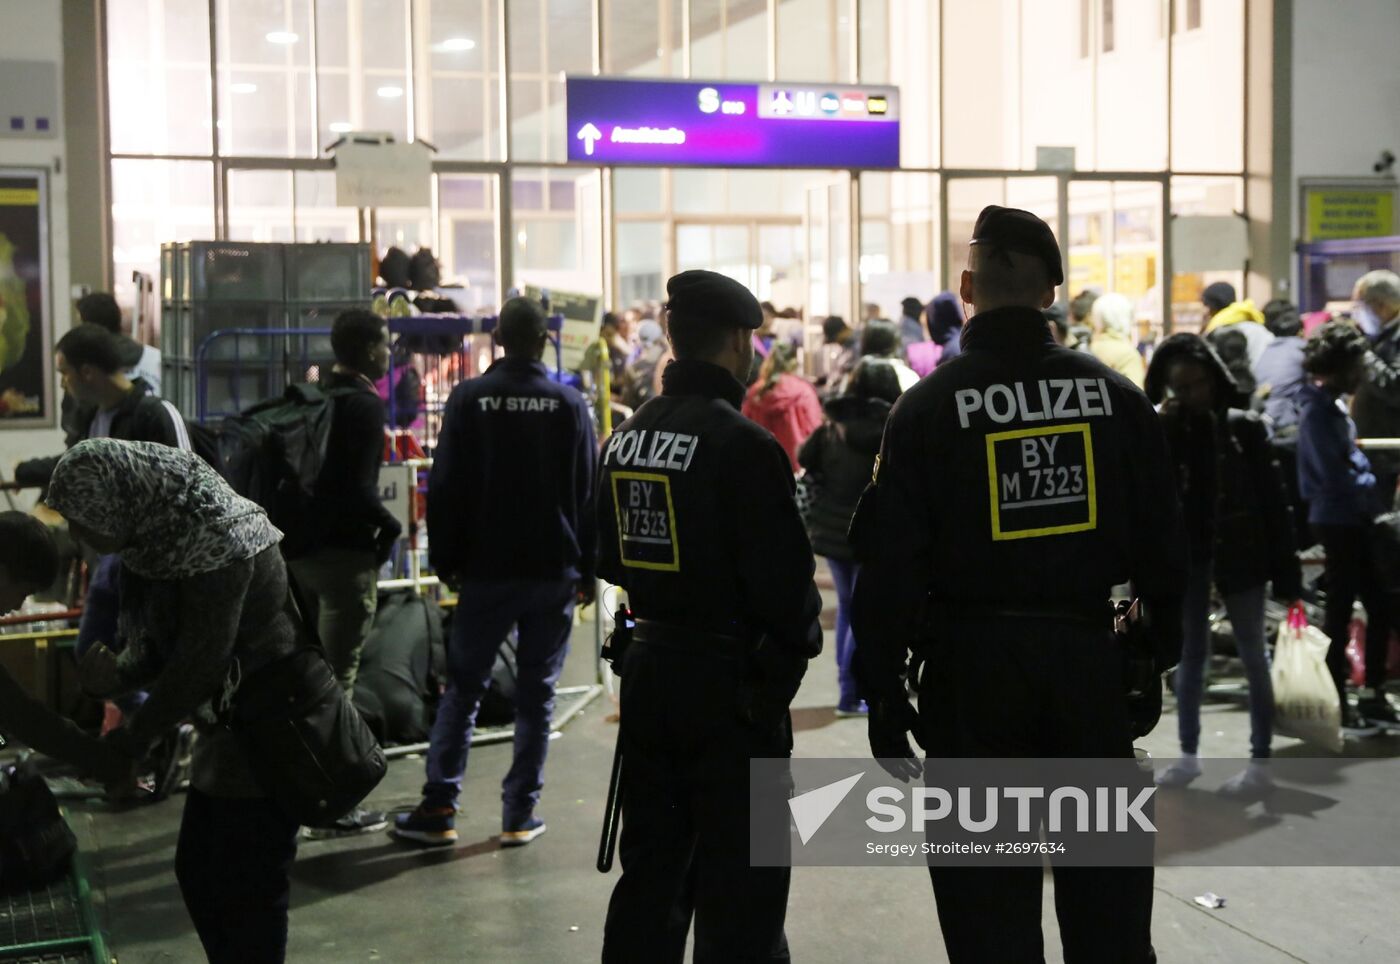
[194,326,332,423]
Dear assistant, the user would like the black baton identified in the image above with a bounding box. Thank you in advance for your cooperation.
[597,728,625,873]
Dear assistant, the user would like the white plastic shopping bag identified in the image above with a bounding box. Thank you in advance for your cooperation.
[1271,604,1343,753]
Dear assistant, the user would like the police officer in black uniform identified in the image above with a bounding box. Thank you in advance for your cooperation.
[599,270,822,963]
[852,207,1186,963]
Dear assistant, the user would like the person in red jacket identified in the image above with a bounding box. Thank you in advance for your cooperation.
[742,342,823,471]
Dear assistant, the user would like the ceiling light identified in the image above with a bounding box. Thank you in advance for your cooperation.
[229,82,258,94]
[329,121,353,133]
[377,85,404,99]
[437,37,476,52]
[265,31,299,44]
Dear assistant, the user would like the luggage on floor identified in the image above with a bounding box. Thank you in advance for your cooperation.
[353,591,446,745]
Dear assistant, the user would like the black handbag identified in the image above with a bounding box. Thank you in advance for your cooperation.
[229,648,387,826]
[0,761,77,893]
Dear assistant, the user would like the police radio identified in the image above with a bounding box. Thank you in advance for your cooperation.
[601,606,635,672]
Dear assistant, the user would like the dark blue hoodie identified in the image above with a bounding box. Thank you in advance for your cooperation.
[427,357,598,581]
[1297,381,1380,526]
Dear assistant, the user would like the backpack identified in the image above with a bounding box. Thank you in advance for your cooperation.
[0,761,77,893]
[218,383,358,552]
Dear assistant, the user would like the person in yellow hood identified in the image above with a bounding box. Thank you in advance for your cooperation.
[1202,281,1275,367]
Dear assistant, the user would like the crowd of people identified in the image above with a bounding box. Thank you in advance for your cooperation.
[587,274,1400,774]
[4,252,1400,960]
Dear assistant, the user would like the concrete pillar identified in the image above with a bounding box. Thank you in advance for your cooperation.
[1244,0,1292,304]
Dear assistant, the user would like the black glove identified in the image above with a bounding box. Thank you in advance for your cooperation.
[867,697,923,783]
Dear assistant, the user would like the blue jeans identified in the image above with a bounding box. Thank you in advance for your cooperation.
[826,558,860,708]
[1175,563,1273,759]
[422,578,575,826]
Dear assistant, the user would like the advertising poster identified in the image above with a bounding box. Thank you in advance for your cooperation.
[0,170,50,426]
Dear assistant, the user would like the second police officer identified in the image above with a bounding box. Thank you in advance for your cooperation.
[597,270,822,963]
[852,207,1187,963]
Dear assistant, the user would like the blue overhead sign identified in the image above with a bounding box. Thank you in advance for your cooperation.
[565,76,901,169]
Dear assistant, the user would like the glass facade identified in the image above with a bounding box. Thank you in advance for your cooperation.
[106,0,1249,333]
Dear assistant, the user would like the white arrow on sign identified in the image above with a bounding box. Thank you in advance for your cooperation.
[577,122,602,156]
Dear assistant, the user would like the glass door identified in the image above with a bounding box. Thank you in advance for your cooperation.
[941,174,1169,342]
[1067,179,1166,342]
[804,176,852,324]
[943,175,1060,299]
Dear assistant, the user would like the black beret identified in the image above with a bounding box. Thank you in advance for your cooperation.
[665,270,763,330]
[969,205,1064,286]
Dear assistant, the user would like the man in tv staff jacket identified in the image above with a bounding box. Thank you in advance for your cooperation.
[852,207,1187,963]
[392,297,597,849]
[598,270,822,963]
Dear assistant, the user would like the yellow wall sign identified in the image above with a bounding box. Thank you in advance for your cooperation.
[1305,189,1395,241]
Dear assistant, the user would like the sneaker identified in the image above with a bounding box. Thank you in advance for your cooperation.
[302,807,390,841]
[835,700,869,718]
[500,816,547,847]
[1154,756,1201,788]
[150,724,196,800]
[1342,705,1382,737]
[390,805,458,846]
[1357,694,1400,731]
[1217,761,1274,799]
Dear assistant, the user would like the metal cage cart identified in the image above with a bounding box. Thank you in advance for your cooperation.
[0,854,110,963]
[160,241,372,418]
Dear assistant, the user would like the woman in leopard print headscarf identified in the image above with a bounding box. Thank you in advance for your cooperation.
[47,438,307,963]
[47,437,280,579]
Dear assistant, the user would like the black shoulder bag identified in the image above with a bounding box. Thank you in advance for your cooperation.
[224,588,387,826]
[0,761,77,893]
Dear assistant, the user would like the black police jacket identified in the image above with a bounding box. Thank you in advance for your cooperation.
[851,307,1187,700]
[597,359,822,659]
[427,356,597,583]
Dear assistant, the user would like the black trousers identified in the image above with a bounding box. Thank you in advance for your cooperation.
[1316,523,1392,694]
[602,644,793,964]
[917,617,1156,964]
[175,788,301,964]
